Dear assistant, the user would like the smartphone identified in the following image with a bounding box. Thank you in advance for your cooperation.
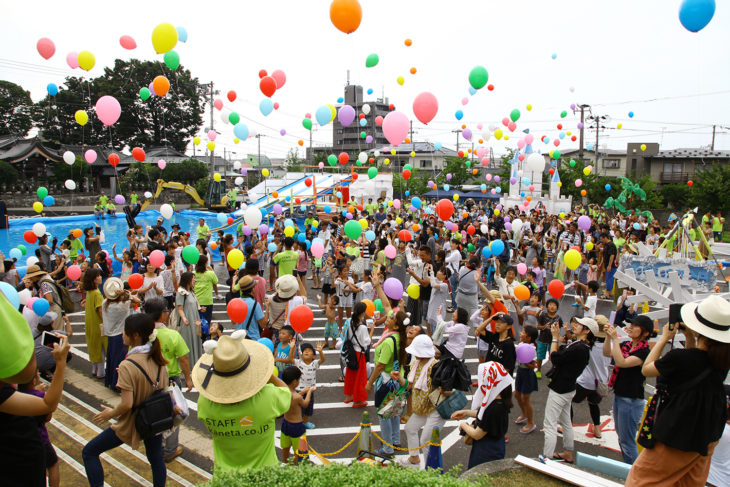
[41,331,63,349]
[669,303,683,325]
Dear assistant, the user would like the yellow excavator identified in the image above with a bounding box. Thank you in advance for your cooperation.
[140,179,230,211]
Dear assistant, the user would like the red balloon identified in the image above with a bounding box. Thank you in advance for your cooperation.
[487,84,494,91]
[359,113,365,119]
[128,273,144,290]
[557,124,563,130]
[548,279,565,299]
[227,298,249,324]
[108,153,120,167]
[467,225,476,235]
[402,169,411,180]
[24,230,37,244]
[295,198,301,204]
[290,305,314,333]
[357,204,363,211]
[132,147,145,162]
[351,173,358,180]
[398,229,412,242]
[571,135,577,142]
[412,91,439,125]
[258,69,268,79]
[688,180,694,187]
[458,150,464,158]
[227,90,237,102]
[436,199,454,221]
[338,152,349,165]
[227,217,233,224]
[259,76,277,97]
[549,168,555,175]
[571,246,581,252]
[388,104,395,110]
[368,158,374,163]
[273,102,280,110]
[304,178,312,187]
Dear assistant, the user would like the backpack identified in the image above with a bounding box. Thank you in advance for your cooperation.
[343,322,366,370]
[49,279,75,313]
[431,356,471,392]
[127,359,174,439]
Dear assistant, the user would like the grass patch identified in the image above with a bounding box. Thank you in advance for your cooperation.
[484,468,570,486]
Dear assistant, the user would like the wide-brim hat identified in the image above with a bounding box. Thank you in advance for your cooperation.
[594,314,609,338]
[25,265,47,278]
[681,295,730,344]
[192,333,274,404]
[405,334,435,359]
[575,317,599,336]
[0,293,34,380]
[103,277,125,300]
[275,274,298,299]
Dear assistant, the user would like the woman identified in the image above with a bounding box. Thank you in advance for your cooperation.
[603,315,652,464]
[82,268,107,379]
[83,314,168,487]
[403,334,445,466]
[222,234,236,284]
[84,226,101,265]
[343,302,373,408]
[139,259,163,303]
[542,316,597,464]
[194,255,218,333]
[265,274,305,345]
[101,277,139,390]
[426,267,450,334]
[455,256,480,318]
[232,274,265,340]
[176,272,203,367]
[626,296,730,486]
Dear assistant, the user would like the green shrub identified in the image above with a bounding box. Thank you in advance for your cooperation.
[201,462,481,487]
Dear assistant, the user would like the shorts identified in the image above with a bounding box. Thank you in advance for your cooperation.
[301,391,315,417]
[164,295,175,310]
[297,270,307,278]
[515,367,538,394]
[537,341,550,361]
[322,283,335,295]
[313,267,321,276]
[324,321,339,339]
[477,336,490,357]
[44,441,58,468]
[280,419,306,450]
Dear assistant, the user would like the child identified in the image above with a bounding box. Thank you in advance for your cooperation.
[356,269,374,302]
[573,280,599,319]
[111,244,134,281]
[475,313,516,375]
[280,366,316,465]
[554,243,567,282]
[275,325,296,375]
[536,298,563,379]
[615,288,638,326]
[335,266,358,329]
[434,307,470,359]
[545,239,556,272]
[312,252,323,289]
[19,372,60,487]
[514,326,539,434]
[521,271,539,299]
[586,257,599,283]
[575,254,590,305]
[209,322,224,340]
[321,255,336,297]
[530,257,546,305]
[317,294,340,349]
[295,342,325,429]
[519,293,542,329]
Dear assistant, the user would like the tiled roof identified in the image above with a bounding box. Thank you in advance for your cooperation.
[652,148,730,159]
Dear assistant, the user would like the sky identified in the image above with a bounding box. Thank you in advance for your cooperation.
[0,0,728,161]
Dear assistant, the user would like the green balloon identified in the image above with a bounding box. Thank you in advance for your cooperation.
[365,53,379,68]
[302,118,312,130]
[182,244,200,265]
[553,150,561,160]
[139,87,151,100]
[465,161,471,167]
[360,131,366,139]
[344,220,362,240]
[467,243,475,252]
[17,244,26,256]
[37,186,48,199]
[164,50,180,70]
[374,298,384,313]
[229,112,240,125]
[468,66,489,90]
[569,159,576,167]
[510,109,521,122]
[356,160,362,166]
[368,167,378,179]
[403,164,412,171]
[327,154,337,166]
[560,110,567,118]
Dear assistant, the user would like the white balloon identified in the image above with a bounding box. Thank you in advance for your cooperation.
[244,206,262,229]
[482,131,491,141]
[511,219,523,233]
[234,176,244,186]
[569,86,575,93]
[249,128,258,138]
[240,203,247,211]
[526,152,546,173]
[26,256,39,267]
[233,161,242,170]
[362,104,371,115]
[144,191,153,198]
[160,203,174,219]
[18,288,31,306]
[358,151,368,164]
[220,111,229,125]
[64,179,76,190]
[32,222,46,237]
[374,150,381,157]
[22,305,39,330]
[63,151,75,165]
[480,224,488,234]
[488,124,498,132]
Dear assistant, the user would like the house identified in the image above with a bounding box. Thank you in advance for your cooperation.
[640,147,730,185]
[554,147,629,178]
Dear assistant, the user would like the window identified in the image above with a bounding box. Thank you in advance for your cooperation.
[337,129,343,135]
[420,159,432,169]
[602,159,620,169]
[663,161,683,173]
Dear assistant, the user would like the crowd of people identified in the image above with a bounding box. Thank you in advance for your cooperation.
[0,194,729,487]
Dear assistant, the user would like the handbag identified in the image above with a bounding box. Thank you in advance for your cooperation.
[377,379,409,419]
[430,389,468,420]
[342,322,365,370]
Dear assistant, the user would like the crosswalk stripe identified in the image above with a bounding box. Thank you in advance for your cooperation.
[55,445,113,487]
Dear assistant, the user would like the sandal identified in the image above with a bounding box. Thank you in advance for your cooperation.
[352,401,368,409]
[553,453,574,463]
[514,416,527,425]
[520,424,537,434]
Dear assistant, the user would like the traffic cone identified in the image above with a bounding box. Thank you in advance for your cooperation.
[425,426,443,472]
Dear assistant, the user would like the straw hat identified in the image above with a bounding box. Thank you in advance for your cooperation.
[681,295,730,344]
[275,274,299,299]
[594,315,609,338]
[237,275,256,294]
[192,331,274,404]
[103,277,125,300]
[405,334,435,359]
[25,265,47,278]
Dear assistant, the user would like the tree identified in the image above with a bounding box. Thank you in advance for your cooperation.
[33,59,205,152]
[0,81,33,136]
[691,164,730,214]
[284,148,306,172]
[659,183,691,210]
[48,156,89,185]
[0,160,19,186]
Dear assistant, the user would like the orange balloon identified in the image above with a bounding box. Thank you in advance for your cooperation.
[478,139,484,144]
[404,38,412,46]
[472,169,478,175]
[348,205,355,213]
[329,0,362,34]
[410,67,417,75]
[210,242,218,250]
[152,75,170,96]
[580,189,587,197]
[404,137,411,144]
[362,299,375,317]
[462,211,469,219]
[527,196,532,202]
[72,228,82,238]
[412,224,420,232]
[272,191,279,198]
[461,124,466,129]
[514,284,531,301]
[298,139,304,146]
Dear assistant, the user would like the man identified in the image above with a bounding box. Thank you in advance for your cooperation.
[273,237,299,276]
[405,245,434,331]
[98,192,108,208]
[304,212,315,228]
[365,198,377,216]
[196,218,211,241]
[600,232,617,299]
[129,191,139,207]
[375,206,387,223]
[154,217,168,238]
[23,265,65,330]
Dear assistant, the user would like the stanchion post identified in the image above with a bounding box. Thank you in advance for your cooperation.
[425,426,443,473]
[357,411,373,457]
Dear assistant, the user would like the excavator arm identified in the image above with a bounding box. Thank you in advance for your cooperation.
[140,179,206,210]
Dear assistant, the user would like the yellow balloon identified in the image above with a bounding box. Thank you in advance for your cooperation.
[214,172,222,182]
[207,141,215,151]
[583,167,591,176]
[453,194,459,201]
[359,218,368,229]
[504,135,510,140]
[151,22,178,54]
[397,76,405,85]
[586,242,594,251]
[396,217,402,225]
[566,131,572,136]
[407,283,420,299]
[564,249,581,271]
[617,123,623,129]
[226,248,244,269]
[312,220,319,228]
[262,168,270,177]
[494,128,503,140]
[384,158,390,165]
[284,226,295,237]
[454,233,462,241]
[559,212,565,219]
[390,149,396,155]
[193,136,201,145]
[640,144,647,151]
[410,151,416,157]
[494,209,500,216]
[33,202,43,213]
[387,201,393,207]
[234,138,240,144]
[549,150,554,158]
[327,104,337,122]
[74,110,88,126]
[557,181,562,187]
[526,104,533,111]
[77,51,96,71]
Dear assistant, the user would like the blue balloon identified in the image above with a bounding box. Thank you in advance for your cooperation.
[434,142,443,151]
[285,196,291,202]
[285,218,294,227]
[481,246,492,258]
[455,110,464,120]
[176,26,188,42]
[258,337,274,353]
[605,184,612,191]
[336,191,342,199]
[490,239,505,256]
[315,105,332,126]
[33,297,50,317]
[0,282,20,309]
[47,83,58,96]
[337,97,344,103]
[8,248,22,261]
[217,212,226,223]
[551,53,557,60]
[359,118,367,127]
[298,233,306,242]
[411,196,422,209]
[521,177,531,185]
[43,195,55,206]
[559,132,565,139]
[679,0,716,32]
[300,204,306,211]
[306,240,311,250]
[633,222,641,230]
[324,205,331,214]
[468,86,477,96]
[628,111,634,118]
[496,187,502,194]
[267,235,275,242]
[260,207,268,217]
[520,192,525,197]
[543,137,550,144]
[367,88,373,95]
[268,243,277,252]
[259,98,274,116]
[444,184,450,191]
[233,123,249,140]
[587,143,594,151]
[365,230,376,241]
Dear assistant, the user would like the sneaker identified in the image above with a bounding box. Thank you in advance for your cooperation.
[164,446,183,463]
[536,371,542,379]
[304,422,316,429]
[571,302,579,307]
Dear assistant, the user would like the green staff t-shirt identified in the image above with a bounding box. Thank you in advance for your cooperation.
[273,250,298,275]
[197,384,291,473]
[156,328,189,378]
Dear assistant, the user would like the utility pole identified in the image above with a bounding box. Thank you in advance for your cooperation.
[452,129,462,153]
[256,134,267,196]
[712,125,716,151]
[206,81,219,181]
[587,114,607,170]
[576,104,591,159]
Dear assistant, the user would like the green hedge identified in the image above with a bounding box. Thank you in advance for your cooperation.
[201,462,482,487]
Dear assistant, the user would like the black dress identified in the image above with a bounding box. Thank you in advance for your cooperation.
[0,384,46,486]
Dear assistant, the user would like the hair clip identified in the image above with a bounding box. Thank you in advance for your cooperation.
[403,318,411,326]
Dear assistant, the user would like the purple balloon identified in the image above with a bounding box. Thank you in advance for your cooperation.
[570,103,576,111]
[510,177,517,184]
[577,122,584,129]
[280,129,286,136]
[383,277,404,301]
[114,194,125,204]
[516,343,536,364]
[494,176,501,183]
[504,216,511,223]
[242,225,252,236]
[148,82,157,97]
[446,173,452,180]
[462,128,472,141]
[365,135,373,143]
[241,168,248,175]
[259,224,269,234]
[338,105,356,127]
[273,204,283,215]
[577,215,592,231]
[346,212,353,220]
[505,222,512,231]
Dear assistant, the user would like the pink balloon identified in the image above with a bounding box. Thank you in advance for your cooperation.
[477,123,483,130]
[67,265,82,281]
[119,35,137,50]
[476,147,487,158]
[412,92,438,125]
[517,139,526,149]
[575,179,583,187]
[214,99,223,110]
[95,95,121,126]
[553,139,560,147]
[311,241,324,258]
[149,250,165,268]
[491,188,496,194]
[508,121,517,132]
[66,52,79,69]
[382,111,410,147]
[318,162,324,169]
[502,117,510,127]
[392,199,401,209]
[525,134,534,145]
[461,97,469,106]
[158,159,166,170]
[271,69,286,89]
[517,263,527,275]
[259,224,269,235]
[208,130,217,141]
[37,38,55,60]
[486,173,492,181]
[518,154,525,161]
[385,244,397,259]
[84,150,97,164]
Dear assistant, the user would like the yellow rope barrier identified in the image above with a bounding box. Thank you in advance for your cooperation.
[370,430,439,451]
[294,431,362,458]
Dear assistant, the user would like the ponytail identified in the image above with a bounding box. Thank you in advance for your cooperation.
[124,314,168,367]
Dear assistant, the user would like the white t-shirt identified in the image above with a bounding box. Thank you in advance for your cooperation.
[357,281,374,302]
[294,358,319,389]
[142,275,163,301]
[584,295,597,318]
